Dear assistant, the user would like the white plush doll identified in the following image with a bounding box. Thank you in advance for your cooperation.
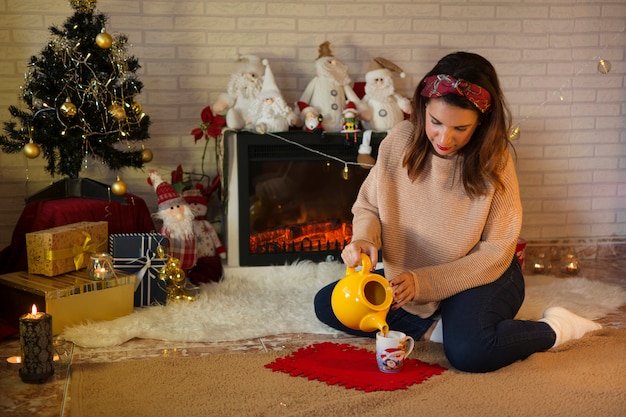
[212,54,264,130]
[360,57,412,132]
[247,59,300,134]
[298,41,366,132]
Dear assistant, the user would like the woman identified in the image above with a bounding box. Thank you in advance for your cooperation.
[314,51,601,373]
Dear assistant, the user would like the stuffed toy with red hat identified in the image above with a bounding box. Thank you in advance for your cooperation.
[147,170,197,271]
[341,101,361,143]
[296,101,324,134]
[182,187,225,284]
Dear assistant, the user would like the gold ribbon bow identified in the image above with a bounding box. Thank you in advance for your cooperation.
[44,231,106,270]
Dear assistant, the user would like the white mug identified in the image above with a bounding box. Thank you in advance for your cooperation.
[376,330,415,373]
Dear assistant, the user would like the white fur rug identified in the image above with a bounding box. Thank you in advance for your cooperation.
[61,261,626,348]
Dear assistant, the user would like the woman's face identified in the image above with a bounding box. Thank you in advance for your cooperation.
[425,98,480,157]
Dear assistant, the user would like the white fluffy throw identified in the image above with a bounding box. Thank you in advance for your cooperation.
[61,261,626,348]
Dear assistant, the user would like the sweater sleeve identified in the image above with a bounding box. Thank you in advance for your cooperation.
[349,120,418,249]
[408,152,523,312]
[350,160,383,249]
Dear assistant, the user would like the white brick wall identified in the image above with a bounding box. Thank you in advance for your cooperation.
[0,0,624,249]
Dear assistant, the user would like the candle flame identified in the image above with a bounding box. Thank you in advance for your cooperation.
[31,304,38,315]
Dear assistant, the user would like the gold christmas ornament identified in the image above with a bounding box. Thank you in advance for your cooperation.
[95,30,113,49]
[131,101,142,114]
[108,102,126,121]
[156,245,166,259]
[70,0,96,13]
[23,141,40,159]
[111,176,127,195]
[60,98,77,118]
[159,257,195,302]
[141,147,153,163]
[597,59,612,75]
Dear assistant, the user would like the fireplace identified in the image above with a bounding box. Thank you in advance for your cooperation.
[225,130,385,267]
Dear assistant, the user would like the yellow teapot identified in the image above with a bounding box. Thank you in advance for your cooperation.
[331,253,393,334]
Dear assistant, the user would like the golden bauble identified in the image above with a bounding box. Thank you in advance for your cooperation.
[111,176,127,195]
[597,59,612,75]
[509,126,520,141]
[155,245,166,259]
[23,142,40,159]
[108,103,126,121]
[95,31,113,49]
[131,101,142,114]
[141,147,153,163]
[60,99,77,118]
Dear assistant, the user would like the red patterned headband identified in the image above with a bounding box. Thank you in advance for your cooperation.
[420,74,492,113]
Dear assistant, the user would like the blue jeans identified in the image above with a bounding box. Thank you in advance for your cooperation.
[314,256,556,373]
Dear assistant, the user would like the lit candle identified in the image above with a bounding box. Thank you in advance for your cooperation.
[19,304,54,383]
[565,262,579,274]
[6,355,21,370]
[88,252,114,280]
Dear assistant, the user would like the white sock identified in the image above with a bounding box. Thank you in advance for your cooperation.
[429,319,443,344]
[539,306,602,348]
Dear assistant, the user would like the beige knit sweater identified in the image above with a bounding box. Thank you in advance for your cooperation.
[352,121,522,318]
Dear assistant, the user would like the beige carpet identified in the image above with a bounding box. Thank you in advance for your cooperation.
[70,328,626,417]
[61,260,626,347]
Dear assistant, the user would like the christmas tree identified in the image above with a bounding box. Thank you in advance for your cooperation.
[0,0,150,180]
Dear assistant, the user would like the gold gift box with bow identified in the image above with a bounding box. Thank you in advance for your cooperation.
[26,221,108,277]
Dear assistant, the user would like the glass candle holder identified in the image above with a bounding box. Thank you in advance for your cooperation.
[560,253,580,275]
[87,252,114,280]
[531,253,551,274]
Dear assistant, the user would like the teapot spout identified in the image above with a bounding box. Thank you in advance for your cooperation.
[359,312,389,334]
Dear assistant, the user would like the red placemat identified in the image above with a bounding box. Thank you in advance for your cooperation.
[265,342,447,392]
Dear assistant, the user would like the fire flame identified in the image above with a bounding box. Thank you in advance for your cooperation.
[249,220,352,254]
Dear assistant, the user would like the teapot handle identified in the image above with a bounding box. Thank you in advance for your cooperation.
[345,253,373,275]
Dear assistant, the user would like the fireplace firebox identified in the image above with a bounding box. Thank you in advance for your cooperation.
[225,130,385,267]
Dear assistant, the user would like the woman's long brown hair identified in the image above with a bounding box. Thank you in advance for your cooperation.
[403,52,514,198]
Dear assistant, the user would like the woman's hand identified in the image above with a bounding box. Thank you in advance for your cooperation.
[341,240,378,268]
[389,272,416,310]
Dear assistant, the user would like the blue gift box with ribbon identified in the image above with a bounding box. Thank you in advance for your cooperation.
[109,233,169,307]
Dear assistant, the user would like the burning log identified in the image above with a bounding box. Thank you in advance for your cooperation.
[249,219,353,254]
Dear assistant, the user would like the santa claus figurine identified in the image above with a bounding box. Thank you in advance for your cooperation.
[182,187,225,284]
[247,59,299,134]
[298,41,366,132]
[212,54,264,130]
[359,57,412,132]
[147,170,197,271]
[296,101,324,134]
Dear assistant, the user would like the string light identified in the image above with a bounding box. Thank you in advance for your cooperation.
[265,132,375,171]
[510,24,624,140]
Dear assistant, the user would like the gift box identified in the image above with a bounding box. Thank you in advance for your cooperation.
[26,221,109,277]
[109,233,169,307]
[0,270,135,335]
